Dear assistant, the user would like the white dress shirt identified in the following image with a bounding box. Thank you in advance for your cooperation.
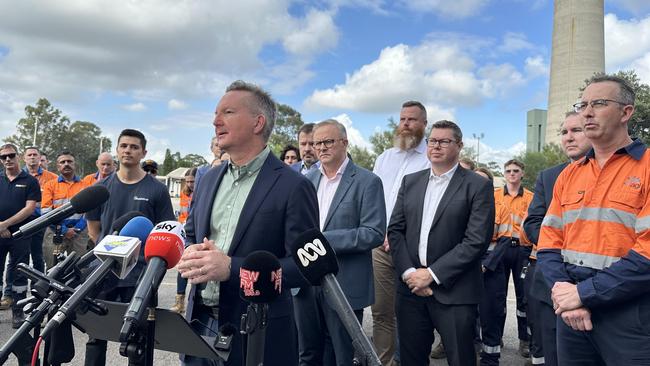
[402,163,459,285]
[373,138,430,223]
[317,157,350,230]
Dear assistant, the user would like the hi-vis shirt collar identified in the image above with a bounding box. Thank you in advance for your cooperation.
[503,185,525,197]
[57,175,81,183]
[582,138,647,164]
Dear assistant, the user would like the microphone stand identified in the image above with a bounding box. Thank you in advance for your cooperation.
[240,303,268,366]
[119,289,158,366]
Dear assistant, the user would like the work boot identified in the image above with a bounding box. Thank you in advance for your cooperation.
[430,342,446,359]
[0,296,12,310]
[518,340,530,358]
[12,307,25,329]
[170,294,185,314]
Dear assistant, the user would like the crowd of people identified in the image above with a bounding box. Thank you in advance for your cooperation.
[0,74,647,366]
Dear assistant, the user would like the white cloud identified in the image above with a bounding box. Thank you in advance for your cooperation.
[400,0,490,18]
[0,91,25,138]
[168,99,188,110]
[465,138,526,167]
[305,36,535,114]
[497,32,535,53]
[604,13,650,71]
[524,56,549,78]
[0,0,340,106]
[123,102,147,112]
[330,113,372,149]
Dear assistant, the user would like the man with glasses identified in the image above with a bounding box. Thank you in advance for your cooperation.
[294,119,385,365]
[480,159,533,365]
[538,74,650,364]
[372,100,431,365]
[41,151,91,270]
[0,144,40,330]
[388,120,494,365]
[292,123,320,175]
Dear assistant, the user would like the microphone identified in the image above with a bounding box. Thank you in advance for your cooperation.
[40,216,153,339]
[290,229,381,366]
[12,185,109,239]
[119,220,185,341]
[239,250,282,366]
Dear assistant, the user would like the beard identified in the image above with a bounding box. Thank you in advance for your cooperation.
[394,125,425,150]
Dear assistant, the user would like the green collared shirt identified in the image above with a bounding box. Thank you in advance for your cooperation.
[200,147,270,306]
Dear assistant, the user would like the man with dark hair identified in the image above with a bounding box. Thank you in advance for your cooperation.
[292,123,320,175]
[538,74,650,364]
[178,80,319,366]
[40,152,50,170]
[41,151,91,269]
[0,144,40,330]
[85,129,174,366]
[371,100,431,365]
[295,119,385,365]
[389,120,494,365]
[523,111,592,366]
[480,158,533,365]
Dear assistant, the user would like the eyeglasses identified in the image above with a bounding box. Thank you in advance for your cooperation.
[0,153,17,160]
[505,169,521,174]
[313,139,344,149]
[573,99,628,113]
[426,138,457,148]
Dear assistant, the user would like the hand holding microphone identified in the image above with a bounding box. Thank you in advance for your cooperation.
[178,238,231,284]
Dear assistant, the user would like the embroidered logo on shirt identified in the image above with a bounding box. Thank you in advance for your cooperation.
[624,176,642,190]
[133,196,149,201]
[15,184,26,188]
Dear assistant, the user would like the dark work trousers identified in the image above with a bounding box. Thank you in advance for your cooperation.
[294,286,364,366]
[556,292,650,365]
[5,229,45,298]
[84,286,136,366]
[479,262,506,366]
[500,244,530,342]
[528,258,557,366]
[523,260,544,365]
[396,291,477,366]
[0,238,30,305]
[177,272,189,294]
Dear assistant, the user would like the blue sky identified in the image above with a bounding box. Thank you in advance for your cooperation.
[1,0,649,166]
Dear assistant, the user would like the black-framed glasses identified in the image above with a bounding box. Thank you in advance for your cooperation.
[313,138,345,149]
[426,138,457,148]
[0,153,16,160]
[573,99,628,113]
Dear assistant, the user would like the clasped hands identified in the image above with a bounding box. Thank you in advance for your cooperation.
[177,238,232,284]
[405,268,434,297]
[551,281,593,331]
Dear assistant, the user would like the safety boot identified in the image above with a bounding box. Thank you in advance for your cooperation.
[170,294,185,314]
[0,296,12,310]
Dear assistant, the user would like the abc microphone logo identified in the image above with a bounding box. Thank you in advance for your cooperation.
[297,239,327,267]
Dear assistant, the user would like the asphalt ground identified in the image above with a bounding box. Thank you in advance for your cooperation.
[0,267,528,366]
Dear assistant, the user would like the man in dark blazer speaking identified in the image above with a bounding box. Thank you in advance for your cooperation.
[388,120,495,366]
[177,80,319,366]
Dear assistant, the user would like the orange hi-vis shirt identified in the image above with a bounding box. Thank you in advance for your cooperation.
[539,147,650,269]
[179,191,192,224]
[493,186,533,245]
[24,167,57,213]
[537,140,650,308]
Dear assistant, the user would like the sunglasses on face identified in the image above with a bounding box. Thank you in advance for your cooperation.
[505,169,521,174]
[0,153,17,161]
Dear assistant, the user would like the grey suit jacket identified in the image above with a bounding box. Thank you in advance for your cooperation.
[306,161,386,309]
[388,166,495,305]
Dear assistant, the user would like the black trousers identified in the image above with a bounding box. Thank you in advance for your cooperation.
[396,291,477,366]
[500,245,530,341]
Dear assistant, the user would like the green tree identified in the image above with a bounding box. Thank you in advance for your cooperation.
[161,149,175,175]
[65,121,112,176]
[614,70,650,144]
[180,153,208,168]
[349,145,376,171]
[514,143,566,190]
[370,117,397,156]
[269,104,304,156]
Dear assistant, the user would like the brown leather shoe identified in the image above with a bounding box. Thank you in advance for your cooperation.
[0,296,12,310]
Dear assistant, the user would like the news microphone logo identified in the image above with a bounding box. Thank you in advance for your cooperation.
[144,220,186,265]
[296,238,327,267]
[239,251,282,303]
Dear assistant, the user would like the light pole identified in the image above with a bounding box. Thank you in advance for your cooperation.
[472,133,484,164]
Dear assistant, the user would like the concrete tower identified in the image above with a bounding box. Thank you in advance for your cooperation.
[546,0,605,145]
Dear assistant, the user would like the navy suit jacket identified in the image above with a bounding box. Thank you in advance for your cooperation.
[388,167,495,305]
[523,162,568,305]
[305,161,386,309]
[184,152,319,366]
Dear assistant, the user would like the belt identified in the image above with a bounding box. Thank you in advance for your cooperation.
[509,237,520,247]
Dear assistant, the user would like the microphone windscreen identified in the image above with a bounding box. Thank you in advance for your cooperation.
[119,216,154,244]
[111,211,144,233]
[70,185,110,213]
[239,251,282,303]
[289,229,339,286]
[144,221,185,268]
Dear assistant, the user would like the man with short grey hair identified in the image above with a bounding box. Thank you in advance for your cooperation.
[295,119,385,365]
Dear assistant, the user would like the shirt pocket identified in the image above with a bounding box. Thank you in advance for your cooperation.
[559,191,584,210]
[609,189,644,213]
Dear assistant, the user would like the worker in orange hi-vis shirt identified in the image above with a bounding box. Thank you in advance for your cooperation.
[81,152,115,186]
[538,74,650,365]
[171,167,197,314]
